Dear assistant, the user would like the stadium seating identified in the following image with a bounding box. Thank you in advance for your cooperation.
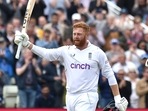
[2,85,19,108]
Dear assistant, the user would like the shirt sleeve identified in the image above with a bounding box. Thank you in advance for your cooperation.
[98,50,117,86]
[31,45,64,62]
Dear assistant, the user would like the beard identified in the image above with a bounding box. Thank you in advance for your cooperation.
[73,39,86,48]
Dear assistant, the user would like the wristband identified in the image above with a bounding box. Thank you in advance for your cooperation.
[114,95,121,103]
[26,41,31,48]
[24,41,31,48]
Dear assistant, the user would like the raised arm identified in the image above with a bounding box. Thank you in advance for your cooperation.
[14,30,63,62]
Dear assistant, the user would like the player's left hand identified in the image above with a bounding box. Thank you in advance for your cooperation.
[115,97,128,111]
[14,30,30,47]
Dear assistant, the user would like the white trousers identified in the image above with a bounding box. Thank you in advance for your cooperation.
[66,92,99,111]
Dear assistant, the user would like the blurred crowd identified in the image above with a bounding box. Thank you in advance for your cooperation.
[0,0,148,109]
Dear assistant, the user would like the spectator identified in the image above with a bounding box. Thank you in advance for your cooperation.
[0,70,9,107]
[44,28,61,48]
[0,0,14,24]
[37,58,52,86]
[62,37,73,46]
[38,59,65,108]
[36,16,47,39]
[46,61,65,108]
[0,16,5,36]
[130,16,144,43]
[56,7,70,25]
[94,9,106,31]
[47,0,70,22]
[11,17,22,31]
[35,84,55,108]
[43,12,67,39]
[77,2,87,15]
[115,8,134,32]
[116,0,135,14]
[128,68,140,108]
[132,0,148,20]
[29,17,37,28]
[31,0,46,22]
[35,29,52,48]
[112,53,136,77]
[15,0,28,23]
[138,54,148,78]
[143,30,148,53]
[136,66,148,108]
[37,16,47,29]
[89,0,108,15]
[71,13,82,24]
[0,36,14,81]
[63,13,82,43]
[102,14,121,51]
[3,22,16,56]
[26,24,39,44]
[15,48,41,108]
[80,13,89,24]
[121,25,134,51]
[67,0,82,24]
[116,69,132,107]
[88,22,105,48]
[7,0,20,20]
[106,38,124,66]
[137,39,147,54]
[144,15,148,26]
[125,41,146,68]
[80,0,91,12]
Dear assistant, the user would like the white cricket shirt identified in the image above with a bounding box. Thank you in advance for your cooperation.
[32,41,116,94]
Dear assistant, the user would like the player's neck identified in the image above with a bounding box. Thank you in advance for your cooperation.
[76,41,88,50]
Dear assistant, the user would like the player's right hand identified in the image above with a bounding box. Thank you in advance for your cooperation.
[14,30,30,47]
[115,97,128,111]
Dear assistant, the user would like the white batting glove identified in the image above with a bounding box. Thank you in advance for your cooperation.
[114,95,128,111]
[14,30,30,48]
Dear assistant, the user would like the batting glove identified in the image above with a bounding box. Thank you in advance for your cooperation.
[14,30,30,48]
[114,95,128,111]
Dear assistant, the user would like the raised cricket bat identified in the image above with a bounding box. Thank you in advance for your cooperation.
[15,0,36,59]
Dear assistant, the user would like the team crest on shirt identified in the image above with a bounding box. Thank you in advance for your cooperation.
[88,52,92,59]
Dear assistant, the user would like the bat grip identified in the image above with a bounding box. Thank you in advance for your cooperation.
[15,42,22,59]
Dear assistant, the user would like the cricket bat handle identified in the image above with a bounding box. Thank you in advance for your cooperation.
[15,42,22,59]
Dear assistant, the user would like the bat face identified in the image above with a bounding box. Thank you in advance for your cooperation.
[15,0,36,59]
[22,9,31,30]
[21,0,36,32]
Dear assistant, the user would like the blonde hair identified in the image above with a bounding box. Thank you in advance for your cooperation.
[73,22,90,33]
